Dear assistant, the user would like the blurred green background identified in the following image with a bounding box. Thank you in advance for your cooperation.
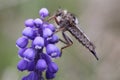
[0,0,120,80]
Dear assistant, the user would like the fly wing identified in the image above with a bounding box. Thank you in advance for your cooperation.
[67,26,99,60]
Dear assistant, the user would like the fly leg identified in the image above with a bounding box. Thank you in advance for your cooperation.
[47,15,55,22]
[59,30,73,57]
[47,16,60,25]
[55,27,65,33]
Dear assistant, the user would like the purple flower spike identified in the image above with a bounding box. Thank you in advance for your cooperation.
[34,18,43,28]
[16,8,60,80]
[23,48,35,61]
[46,70,56,79]
[46,44,60,58]
[22,27,36,40]
[24,19,34,27]
[48,62,59,73]
[16,36,28,48]
[43,28,53,38]
[36,59,47,71]
[17,59,28,71]
[39,8,49,18]
[33,36,44,49]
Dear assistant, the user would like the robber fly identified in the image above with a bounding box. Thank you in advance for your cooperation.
[48,9,99,60]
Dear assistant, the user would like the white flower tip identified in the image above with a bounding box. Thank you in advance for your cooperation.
[35,45,42,49]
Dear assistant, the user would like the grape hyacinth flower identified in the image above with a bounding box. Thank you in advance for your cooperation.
[16,8,60,80]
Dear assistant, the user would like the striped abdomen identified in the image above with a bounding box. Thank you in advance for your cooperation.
[67,26,98,60]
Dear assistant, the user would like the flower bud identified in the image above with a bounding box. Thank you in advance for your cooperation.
[24,19,34,27]
[46,44,60,58]
[36,59,47,71]
[33,36,44,49]
[34,18,43,28]
[22,27,36,40]
[23,48,35,61]
[18,48,27,58]
[16,36,28,48]
[17,59,28,71]
[43,28,53,38]
[48,62,59,73]
[46,70,55,79]
[39,8,49,18]
[49,34,59,44]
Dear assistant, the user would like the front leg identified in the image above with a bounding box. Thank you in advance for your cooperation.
[59,30,73,56]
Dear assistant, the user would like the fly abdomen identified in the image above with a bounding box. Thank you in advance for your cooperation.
[67,27,90,47]
[67,26,98,60]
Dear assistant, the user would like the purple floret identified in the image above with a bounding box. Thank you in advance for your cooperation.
[39,8,49,18]
[23,48,35,61]
[22,27,36,40]
[16,36,28,48]
[24,19,34,27]
[36,59,47,71]
[17,59,28,71]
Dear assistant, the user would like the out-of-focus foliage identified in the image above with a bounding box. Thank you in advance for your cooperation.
[0,0,120,80]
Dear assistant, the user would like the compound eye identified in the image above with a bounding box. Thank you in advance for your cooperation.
[56,9,64,17]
